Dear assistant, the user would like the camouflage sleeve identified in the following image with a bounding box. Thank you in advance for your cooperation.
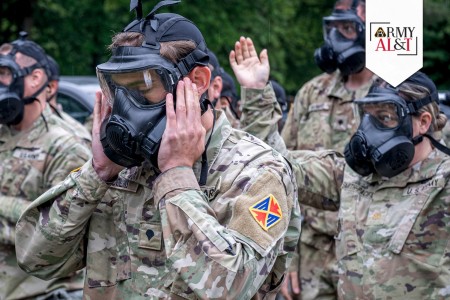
[280,83,311,150]
[0,136,90,245]
[15,160,109,280]
[239,83,290,157]
[0,196,29,244]
[289,150,345,210]
[240,82,282,140]
[43,135,92,188]
[239,84,343,209]
[153,163,299,299]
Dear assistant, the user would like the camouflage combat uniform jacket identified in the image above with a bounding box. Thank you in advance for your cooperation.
[281,71,375,255]
[295,149,450,299]
[15,111,301,300]
[0,106,91,299]
[281,71,374,152]
[240,86,450,298]
[56,109,92,146]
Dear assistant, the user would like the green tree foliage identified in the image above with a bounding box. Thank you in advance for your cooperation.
[423,0,450,89]
[1,0,449,93]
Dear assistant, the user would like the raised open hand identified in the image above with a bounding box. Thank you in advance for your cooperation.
[229,36,270,89]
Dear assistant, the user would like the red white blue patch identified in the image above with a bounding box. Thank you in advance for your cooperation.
[249,194,282,231]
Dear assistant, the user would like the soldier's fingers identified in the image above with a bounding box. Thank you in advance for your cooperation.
[229,50,237,68]
[240,36,250,59]
[99,93,111,122]
[185,81,200,126]
[175,79,187,126]
[246,37,258,58]
[260,49,270,67]
[92,91,102,134]
[165,92,176,130]
[280,278,293,300]
[234,41,243,64]
[289,272,301,294]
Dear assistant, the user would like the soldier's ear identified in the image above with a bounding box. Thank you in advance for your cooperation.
[47,80,58,96]
[188,66,211,95]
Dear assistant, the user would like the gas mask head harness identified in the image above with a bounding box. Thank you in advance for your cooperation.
[314,0,365,76]
[97,0,211,174]
[344,71,449,178]
[0,31,50,125]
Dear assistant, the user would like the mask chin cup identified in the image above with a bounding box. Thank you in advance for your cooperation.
[336,46,365,76]
[372,137,415,178]
[100,87,168,169]
[100,117,145,168]
[314,45,337,74]
[344,142,374,177]
[0,93,24,125]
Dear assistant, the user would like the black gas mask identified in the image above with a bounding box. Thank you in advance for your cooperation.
[344,73,444,178]
[0,55,25,124]
[314,9,365,76]
[97,0,209,168]
[0,32,50,125]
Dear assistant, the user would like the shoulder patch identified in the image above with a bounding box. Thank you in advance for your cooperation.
[249,194,282,231]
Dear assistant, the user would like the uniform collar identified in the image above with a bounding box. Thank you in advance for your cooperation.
[0,105,53,148]
[326,70,377,101]
[364,149,448,187]
[192,110,232,181]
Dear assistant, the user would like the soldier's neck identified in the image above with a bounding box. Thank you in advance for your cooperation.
[345,68,373,91]
[11,101,45,132]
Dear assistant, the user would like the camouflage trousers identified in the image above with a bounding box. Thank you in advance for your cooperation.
[299,242,338,300]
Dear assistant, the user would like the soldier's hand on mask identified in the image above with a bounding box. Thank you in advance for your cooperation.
[229,36,269,89]
[91,91,125,181]
[158,77,206,172]
[280,271,301,300]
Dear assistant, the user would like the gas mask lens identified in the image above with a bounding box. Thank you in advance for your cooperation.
[358,102,401,129]
[0,66,14,86]
[324,20,359,41]
[97,68,170,107]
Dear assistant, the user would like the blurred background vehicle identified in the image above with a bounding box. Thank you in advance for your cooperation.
[58,76,99,123]
[439,91,450,119]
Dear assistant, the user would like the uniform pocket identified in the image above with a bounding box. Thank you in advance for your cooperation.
[86,193,131,287]
[335,218,361,260]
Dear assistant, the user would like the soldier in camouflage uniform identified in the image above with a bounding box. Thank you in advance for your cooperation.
[0,36,91,298]
[232,40,450,299]
[46,55,92,147]
[15,4,301,299]
[278,0,376,298]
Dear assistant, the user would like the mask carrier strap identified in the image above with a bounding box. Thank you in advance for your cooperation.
[23,79,49,105]
[424,134,450,156]
[48,102,63,119]
[176,49,209,76]
[199,97,214,186]
[225,97,240,119]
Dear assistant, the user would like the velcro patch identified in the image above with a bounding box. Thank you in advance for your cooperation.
[13,148,45,161]
[249,194,282,231]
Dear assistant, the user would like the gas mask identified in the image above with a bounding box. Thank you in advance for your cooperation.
[0,55,25,124]
[0,33,50,125]
[314,9,365,76]
[344,80,438,178]
[97,0,209,168]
